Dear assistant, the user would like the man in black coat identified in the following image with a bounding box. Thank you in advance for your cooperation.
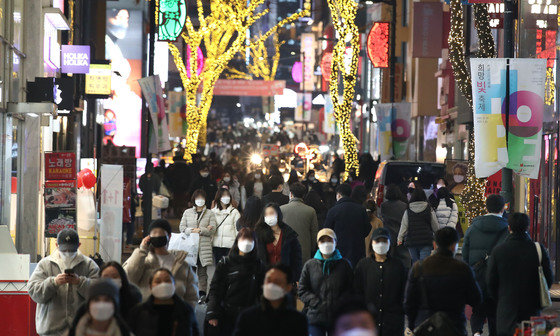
[487,213,554,336]
[262,175,289,206]
[233,264,308,336]
[189,165,218,208]
[324,183,371,267]
[404,227,481,335]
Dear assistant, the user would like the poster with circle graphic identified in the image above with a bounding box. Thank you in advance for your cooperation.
[375,102,411,161]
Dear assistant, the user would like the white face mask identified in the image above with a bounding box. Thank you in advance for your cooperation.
[223,177,231,183]
[111,278,122,289]
[436,183,445,189]
[195,199,206,207]
[60,251,77,261]
[372,241,390,255]
[453,175,464,183]
[255,174,261,179]
[264,215,278,226]
[318,241,336,255]
[89,302,114,321]
[201,172,209,178]
[340,328,376,336]
[221,196,231,205]
[238,240,255,253]
[263,283,285,301]
[151,282,175,300]
[331,178,338,184]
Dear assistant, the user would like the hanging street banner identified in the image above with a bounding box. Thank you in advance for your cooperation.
[470,58,545,179]
[375,102,412,160]
[99,165,123,263]
[138,75,172,153]
[211,80,286,96]
[323,94,336,134]
[167,91,188,138]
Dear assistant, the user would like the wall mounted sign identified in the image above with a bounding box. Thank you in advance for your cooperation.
[367,22,390,68]
[156,0,187,42]
[61,45,90,74]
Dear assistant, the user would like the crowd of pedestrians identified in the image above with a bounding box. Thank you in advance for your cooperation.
[28,151,555,336]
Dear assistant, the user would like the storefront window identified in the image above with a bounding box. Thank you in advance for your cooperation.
[12,0,22,50]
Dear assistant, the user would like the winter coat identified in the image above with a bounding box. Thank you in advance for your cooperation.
[434,199,459,229]
[379,200,410,267]
[180,206,217,267]
[298,250,353,327]
[206,254,264,325]
[462,214,509,267]
[256,222,303,282]
[128,295,199,336]
[64,312,131,336]
[280,198,319,262]
[212,206,241,249]
[233,299,308,336]
[487,232,554,336]
[397,201,439,247]
[262,191,289,206]
[404,249,481,335]
[118,282,143,319]
[28,250,99,336]
[324,197,371,267]
[354,255,407,336]
[365,216,384,257]
[123,247,199,307]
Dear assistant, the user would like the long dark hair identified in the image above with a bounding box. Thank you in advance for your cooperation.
[228,228,258,258]
[214,187,233,210]
[256,203,284,245]
[238,196,263,230]
[99,261,136,316]
[287,170,299,185]
[437,187,455,209]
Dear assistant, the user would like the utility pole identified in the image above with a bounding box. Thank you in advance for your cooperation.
[501,0,514,211]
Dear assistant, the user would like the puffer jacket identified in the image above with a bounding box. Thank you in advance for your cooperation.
[462,214,509,267]
[212,206,241,249]
[123,247,199,307]
[206,254,264,321]
[397,201,439,247]
[298,250,353,327]
[28,250,99,335]
[435,199,459,229]
[180,206,217,267]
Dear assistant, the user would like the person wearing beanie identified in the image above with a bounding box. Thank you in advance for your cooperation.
[28,228,100,336]
[354,227,407,335]
[64,279,132,336]
[298,229,353,336]
[123,219,199,307]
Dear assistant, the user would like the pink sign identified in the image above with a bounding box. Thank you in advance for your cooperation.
[412,2,443,58]
[292,61,303,83]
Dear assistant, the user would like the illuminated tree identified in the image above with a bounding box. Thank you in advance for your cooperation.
[248,32,284,81]
[167,0,307,160]
[326,0,360,177]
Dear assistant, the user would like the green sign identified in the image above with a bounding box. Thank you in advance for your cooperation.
[156,0,187,42]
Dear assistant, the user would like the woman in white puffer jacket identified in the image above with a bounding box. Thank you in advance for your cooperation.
[212,187,241,264]
[434,187,459,229]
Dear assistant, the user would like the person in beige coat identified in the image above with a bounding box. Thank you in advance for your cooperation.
[123,219,199,307]
[180,189,217,301]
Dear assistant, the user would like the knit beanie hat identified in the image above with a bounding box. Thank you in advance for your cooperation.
[87,278,119,308]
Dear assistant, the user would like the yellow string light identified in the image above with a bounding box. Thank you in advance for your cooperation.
[461,129,488,223]
[248,32,284,81]
[326,0,360,178]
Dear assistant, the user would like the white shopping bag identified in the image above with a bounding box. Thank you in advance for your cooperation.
[169,232,199,266]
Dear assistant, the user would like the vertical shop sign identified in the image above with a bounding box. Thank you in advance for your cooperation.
[167,91,188,138]
[99,165,123,262]
[301,33,315,91]
[412,3,443,58]
[44,152,77,238]
[296,93,312,122]
[471,58,545,179]
[138,75,172,153]
[323,94,336,134]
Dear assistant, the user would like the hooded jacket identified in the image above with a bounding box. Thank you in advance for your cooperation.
[298,249,353,326]
[434,199,459,230]
[180,206,217,267]
[397,201,439,247]
[462,214,509,267]
[28,250,99,335]
[123,247,199,307]
[211,206,241,249]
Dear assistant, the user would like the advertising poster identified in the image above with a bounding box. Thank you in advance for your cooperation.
[323,94,336,134]
[44,180,77,208]
[375,103,412,160]
[471,58,545,179]
[45,152,77,180]
[45,209,77,238]
[168,91,188,138]
[138,75,172,153]
[105,8,143,157]
[296,93,312,122]
[44,153,77,237]
[100,165,124,262]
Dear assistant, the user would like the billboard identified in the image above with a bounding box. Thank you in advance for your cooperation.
[61,45,91,74]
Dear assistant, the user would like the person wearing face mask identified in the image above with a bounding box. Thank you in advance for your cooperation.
[428,178,447,209]
[404,227,481,335]
[330,297,378,336]
[189,165,218,208]
[206,228,265,335]
[241,170,269,208]
[354,228,407,336]
[212,188,241,264]
[123,219,199,308]
[233,264,308,336]
[218,171,241,206]
[100,262,142,319]
[180,189,217,302]
[255,203,303,283]
[450,163,467,195]
[29,229,100,336]
[298,229,353,336]
[64,279,132,336]
[128,268,199,336]
[432,187,459,230]
[324,173,341,209]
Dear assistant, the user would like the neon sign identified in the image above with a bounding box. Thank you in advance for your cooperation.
[366,22,390,68]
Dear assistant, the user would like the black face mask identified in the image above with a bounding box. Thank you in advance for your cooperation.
[150,236,168,248]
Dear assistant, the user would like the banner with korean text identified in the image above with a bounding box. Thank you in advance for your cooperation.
[138,75,172,153]
[470,58,545,179]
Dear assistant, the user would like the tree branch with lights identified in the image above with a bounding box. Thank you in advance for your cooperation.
[326,0,360,177]
[167,0,308,161]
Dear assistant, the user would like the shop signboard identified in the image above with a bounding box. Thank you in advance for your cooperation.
[45,152,76,181]
[86,63,112,96]
[367,22,390,67]
[412,3,443,58]
[471,58,546,179]
[212,80,286,96]
[61,45,91,74]
[44,153,77,238]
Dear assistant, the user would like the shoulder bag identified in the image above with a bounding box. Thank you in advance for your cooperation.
[535,242,552,309]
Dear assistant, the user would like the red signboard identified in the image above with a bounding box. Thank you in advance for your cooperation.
[211,80,286,96]
[412,2,443,58]
[367,22,390,68]
[321,52,333,82]
[45,152,76,180]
